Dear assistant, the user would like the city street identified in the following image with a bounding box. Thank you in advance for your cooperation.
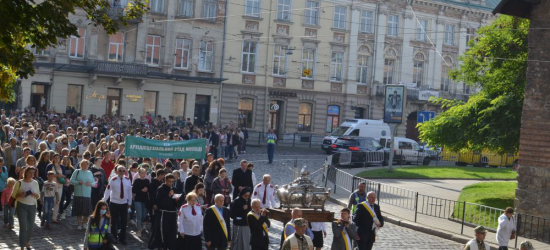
[0,146,464,249]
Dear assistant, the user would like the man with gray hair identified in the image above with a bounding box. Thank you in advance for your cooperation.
[252,174,277,209]
[353,191,384,250]
[248,198,271,250]
[204,194,231,250]
[280,208,314,247]
[45,133,56,150]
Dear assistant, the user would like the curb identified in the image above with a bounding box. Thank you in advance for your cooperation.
[329,197,501,250]
[354,177,517,181]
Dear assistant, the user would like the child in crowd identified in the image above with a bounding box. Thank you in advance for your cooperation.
[1,177,16,229]
[41,171,60,229]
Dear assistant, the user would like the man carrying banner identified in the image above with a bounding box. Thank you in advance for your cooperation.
[204,194,231,250]
[353,191,384,250]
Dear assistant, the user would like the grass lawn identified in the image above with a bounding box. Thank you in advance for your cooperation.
[453,182,517,229]
[356,166,517,180]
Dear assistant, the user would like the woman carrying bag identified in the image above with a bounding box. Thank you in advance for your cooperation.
[12,166,40,250]
[83,200,114,250]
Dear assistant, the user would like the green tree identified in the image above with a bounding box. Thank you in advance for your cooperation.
[418,16,529,155]
[0,0,148,101]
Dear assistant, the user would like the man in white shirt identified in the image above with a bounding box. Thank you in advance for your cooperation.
[103,165,132,245]
[252,174,277,209]
[496,207,516,250]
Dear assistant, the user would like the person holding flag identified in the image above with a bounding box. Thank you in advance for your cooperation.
[204,194,231,250]
[353,191,384,250]
[247,198,270,250]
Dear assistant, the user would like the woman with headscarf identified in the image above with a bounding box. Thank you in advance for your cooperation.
[230,187,252,250]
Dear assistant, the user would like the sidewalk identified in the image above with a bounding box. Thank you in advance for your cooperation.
[329,167,549,250]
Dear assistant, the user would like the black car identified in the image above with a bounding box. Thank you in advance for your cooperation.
[330,137,388,167]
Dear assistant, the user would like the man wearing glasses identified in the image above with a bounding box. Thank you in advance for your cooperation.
[103,165,133,245]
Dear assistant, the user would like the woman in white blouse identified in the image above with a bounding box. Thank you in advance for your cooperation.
[177,192,203,249]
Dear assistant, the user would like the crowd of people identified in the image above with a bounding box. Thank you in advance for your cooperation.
[0,108,537,250]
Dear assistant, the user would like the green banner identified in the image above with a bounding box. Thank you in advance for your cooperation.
[125,136,207,159]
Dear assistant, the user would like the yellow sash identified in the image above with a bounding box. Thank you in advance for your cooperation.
[361,202,376,218]
[284,222,295,239]
[247,211,268,235]
[342,230,351,250]
[211,206,228,239]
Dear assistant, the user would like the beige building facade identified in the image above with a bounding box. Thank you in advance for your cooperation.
[22,0,226,126]
[220,0,497,140]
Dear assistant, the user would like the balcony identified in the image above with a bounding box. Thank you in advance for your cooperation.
[91,60,148,77]
[107,4,142,23]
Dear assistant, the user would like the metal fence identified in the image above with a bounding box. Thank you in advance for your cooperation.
[245,131,326,148]
[323,154,550,244]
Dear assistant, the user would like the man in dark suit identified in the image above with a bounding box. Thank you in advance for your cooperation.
[204,194,232,250]
[231,160,253,200]
[353,191,384,250]
[208,127,219,159]
[247,198,271,250]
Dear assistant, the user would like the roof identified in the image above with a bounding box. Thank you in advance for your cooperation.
[433,0,503,12]
[492,0,537,18]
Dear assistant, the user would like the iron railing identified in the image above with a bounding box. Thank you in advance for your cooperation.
[92,60,148,76]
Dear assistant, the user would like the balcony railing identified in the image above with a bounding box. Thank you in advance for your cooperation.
[92,60,148,77]
[108,4,141,23]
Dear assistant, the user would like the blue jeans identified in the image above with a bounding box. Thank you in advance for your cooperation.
[225,145,234,159]
[16,203,36,247]
[267,144,275,163]
[134,201,148,230]
[3,204,15,225]
[43,197,54,224]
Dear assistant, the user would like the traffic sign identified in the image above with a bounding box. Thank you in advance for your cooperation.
[417,111,435,123]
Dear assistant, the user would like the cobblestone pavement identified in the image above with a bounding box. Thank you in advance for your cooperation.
[0,146,462,249]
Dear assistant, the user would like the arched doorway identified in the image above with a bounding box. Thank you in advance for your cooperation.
[406,111,419,141]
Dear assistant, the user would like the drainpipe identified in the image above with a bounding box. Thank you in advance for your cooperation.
[218,0,229,125]
[369,2,380,119]
[263,0,274,135]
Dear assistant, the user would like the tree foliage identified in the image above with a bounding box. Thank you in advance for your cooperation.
[0,0,148,101]
[418,16,529,155]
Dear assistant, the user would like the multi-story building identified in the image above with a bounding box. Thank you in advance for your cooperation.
[22,0,225,126]
[220,0,498,140]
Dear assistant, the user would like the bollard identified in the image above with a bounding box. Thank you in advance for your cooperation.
[414,192,419,222]
[461,201,467,234]
[376,183,381,205]
[293,133,296,147]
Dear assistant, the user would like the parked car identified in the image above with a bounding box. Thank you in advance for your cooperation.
[386,137,431,165]
[321,119,391,154]
[330,137,388,167]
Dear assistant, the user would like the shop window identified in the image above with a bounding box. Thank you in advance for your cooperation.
[326,105,340,133]
[298,103,312,131]
[172,93,186,118]
[238,98,254,128]
[144,91,158,116]
[66,85,83,114]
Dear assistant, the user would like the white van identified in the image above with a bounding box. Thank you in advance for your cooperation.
[322,119,391,154]
[386,137,431,165]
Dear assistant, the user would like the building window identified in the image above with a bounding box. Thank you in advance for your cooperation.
[387,15,399,37]
[106,88,121,117]
[66,85,82,114]
[441,64,452,92]
[445,24,455,45]
[463,82,470,95]
[199,41,214,71]
[33,47,50,56]
[383,59,395,85]
[298,103,313,131]
[145,35,161,66]
[466,28,476,45]
[333,6,347,29]
[413,53,425,87]
[326,105,340,133]
[175,38,191,69]
[238,98,254,128]
[171,93,186,118]
[416,20,428,41]
[301,48,315,79]
[108,32,124,62]
[241,41,257,73]
[203,0,217,21]
[245,0,261,17]
[69,27,86,58]
[330,51,344,82]
[355,107,366,119]
[179,0,194,17]
[150,0,165,13]
[357,55,369,84]
[277,0,291,21]
[273,44,287,76]
[360,10,373,33]
[144,91,159,116]
[305,1,319,25]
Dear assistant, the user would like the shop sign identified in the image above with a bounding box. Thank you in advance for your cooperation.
[125,94,142,102]
[419,90,440,101]
[270,103,280,111]
[85,91,106,101]
[269,90,297,98]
